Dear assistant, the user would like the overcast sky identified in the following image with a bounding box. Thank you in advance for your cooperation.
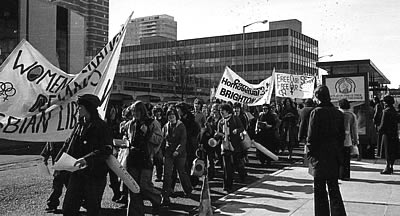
[109,0,400,88]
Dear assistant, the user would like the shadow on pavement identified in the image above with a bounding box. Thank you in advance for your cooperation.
[215,200,290,215]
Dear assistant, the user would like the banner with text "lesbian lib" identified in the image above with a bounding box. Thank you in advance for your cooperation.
[0,13,132,142]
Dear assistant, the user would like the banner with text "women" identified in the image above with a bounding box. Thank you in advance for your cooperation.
[0,13,132,142]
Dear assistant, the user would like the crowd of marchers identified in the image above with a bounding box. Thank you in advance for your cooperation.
[38,88,400,216]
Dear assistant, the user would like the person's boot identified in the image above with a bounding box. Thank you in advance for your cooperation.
[380,167,392,175]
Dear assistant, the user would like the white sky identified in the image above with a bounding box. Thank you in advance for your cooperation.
[109,0,400,88]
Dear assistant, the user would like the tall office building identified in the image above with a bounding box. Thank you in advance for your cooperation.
[0,0,85,73]
[114,19,318,101]
[49,0,109,64]
[123,14,177,46]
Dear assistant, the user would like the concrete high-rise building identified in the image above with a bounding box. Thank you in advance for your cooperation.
[114,19,318,102]
[0,0,85,73]
[123,14,177,46]
[49,0,109,64]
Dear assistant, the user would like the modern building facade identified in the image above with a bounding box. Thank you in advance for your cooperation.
[123,14,177,46]
[0,0,85,73]
[49,0,109,65]
[114,19,318,102]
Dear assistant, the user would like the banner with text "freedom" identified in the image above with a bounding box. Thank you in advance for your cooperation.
[215,67,273,106]
[0,13,131,142]
[274,72,315,99]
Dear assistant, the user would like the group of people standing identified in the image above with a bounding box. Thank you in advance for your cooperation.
[39,88,399,216]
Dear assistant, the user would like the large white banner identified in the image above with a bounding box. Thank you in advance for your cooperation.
[0,14,131,142]
[215,67,273,106]
[275,72,315,99]
[325,76,366,102]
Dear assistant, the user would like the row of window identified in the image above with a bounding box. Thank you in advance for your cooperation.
[122,28,317,51]
[119,45,293,65]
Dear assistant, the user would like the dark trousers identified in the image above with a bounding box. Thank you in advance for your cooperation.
[163,155,192,199]
[339,147,351,179]
[108,168,121,198]
[223,151,246,190]
[127,167,161,216]
[314,178,346,216]
[153,151,164,180]
[47,171,69,208]
[63,172,107,216]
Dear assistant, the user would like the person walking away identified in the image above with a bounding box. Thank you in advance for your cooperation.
[60,94,113,216]
[373,96,384,157]
[338,98,359,180]
[175,102,201,187]
[161,108,193,206]
[41,142,70,213]
[307,86,347,216]
[215,103,246,192]
[126,101,162,215]
[378,95,399,174]
[298,99,314,165]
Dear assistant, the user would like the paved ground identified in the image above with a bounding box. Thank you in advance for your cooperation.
[214,160,400,216]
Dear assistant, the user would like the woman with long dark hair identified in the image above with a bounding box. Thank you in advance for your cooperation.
[126,101,162,215]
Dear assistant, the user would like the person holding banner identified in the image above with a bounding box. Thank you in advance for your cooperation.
[279,98,299,159]
[215,103,246,192]
[61,94,113,216]
[307,86,347,216]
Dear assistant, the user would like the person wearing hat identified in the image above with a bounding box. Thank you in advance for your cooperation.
[307,85,347,216]
[60,94,113,216]
[378,94,399,174]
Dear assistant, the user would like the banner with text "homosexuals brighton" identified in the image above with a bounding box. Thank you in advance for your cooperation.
[0,13,132,142]
[215,67,274,106]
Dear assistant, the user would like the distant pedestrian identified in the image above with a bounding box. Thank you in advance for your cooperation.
[279,97,299,159]
[338,98,358,180]
[307,86,347,216]
[378,95,399,174]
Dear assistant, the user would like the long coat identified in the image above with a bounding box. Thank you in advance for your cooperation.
[307,102,345,179]
[378,106,399,161]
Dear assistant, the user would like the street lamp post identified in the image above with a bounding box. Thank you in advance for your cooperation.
[316,54,333,85]
[242,19,268,81]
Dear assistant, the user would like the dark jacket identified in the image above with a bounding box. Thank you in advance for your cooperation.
[378,106,399,160]
[298,106,314,141]
[163,120,187,158]
[217,115,245,153]
[63,118,113,178]
[307,102,345,179]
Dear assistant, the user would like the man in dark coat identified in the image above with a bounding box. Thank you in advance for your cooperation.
[307,85,347,216]
[378,95,399,174]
